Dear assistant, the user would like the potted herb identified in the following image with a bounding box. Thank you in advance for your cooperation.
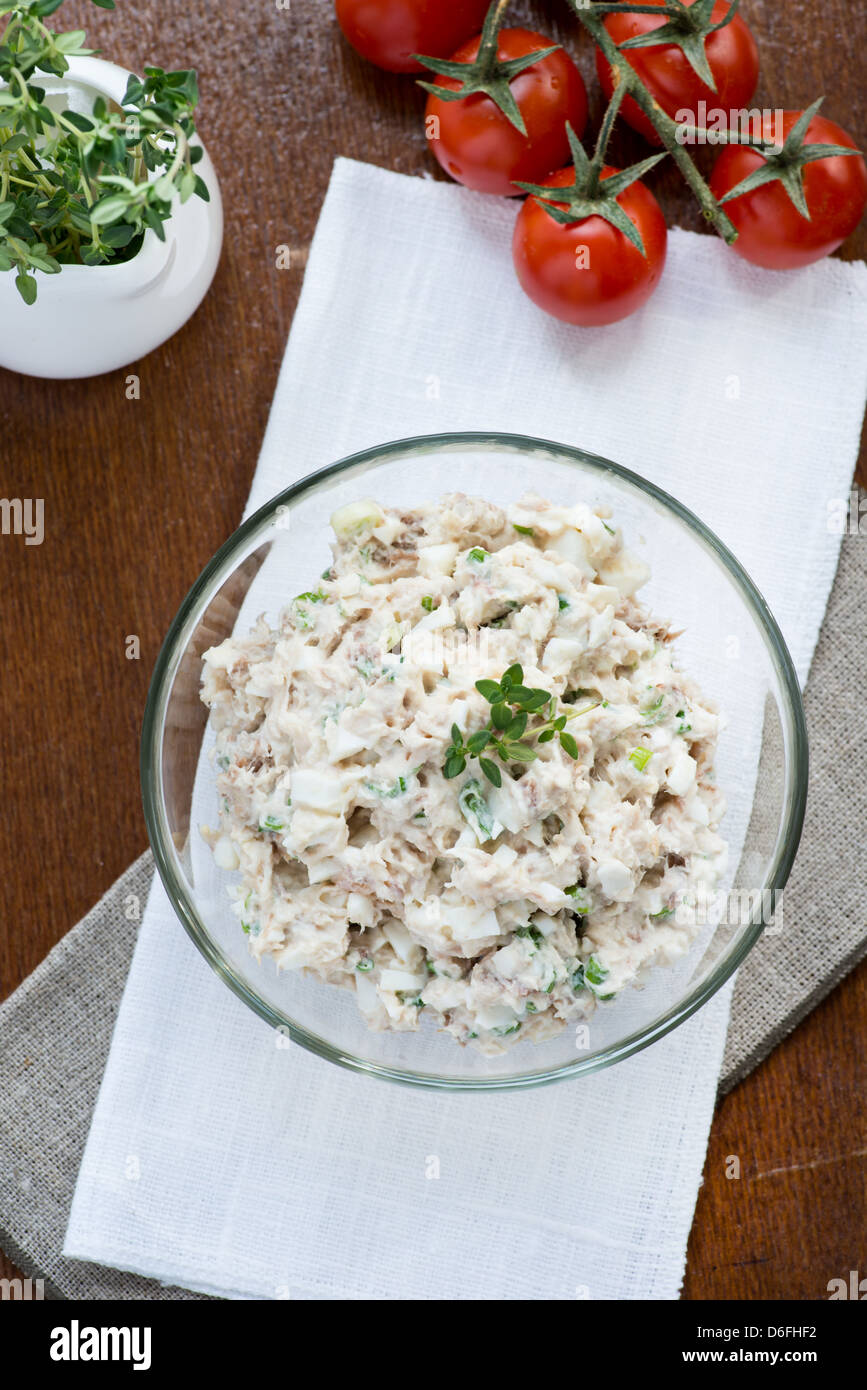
[0,0,223,377]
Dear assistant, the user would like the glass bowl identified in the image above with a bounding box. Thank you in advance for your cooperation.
[141,433,807,1090]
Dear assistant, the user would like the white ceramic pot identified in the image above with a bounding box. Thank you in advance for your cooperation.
[0,57,224,379]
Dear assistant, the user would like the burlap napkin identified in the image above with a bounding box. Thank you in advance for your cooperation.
[1,501,863,1299]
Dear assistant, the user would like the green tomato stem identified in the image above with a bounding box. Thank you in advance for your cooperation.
[565,1,738,244]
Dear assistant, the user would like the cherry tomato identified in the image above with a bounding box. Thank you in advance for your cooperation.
[709,112,867,269]
[512,166,667,325]
[425,28,588,197]
[335,0,491,74]
[596,0,759,146]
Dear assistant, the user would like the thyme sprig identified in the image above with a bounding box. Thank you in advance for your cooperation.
[0,0,208,303]
[444,664,598,785]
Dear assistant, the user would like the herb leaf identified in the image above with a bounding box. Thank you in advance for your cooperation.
[478,757,502,787]
[559,732,579,759]
[466,729,492,755]
[491,701,513,731]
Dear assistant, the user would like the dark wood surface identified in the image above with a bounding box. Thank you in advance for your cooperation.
[1,0,864,1301]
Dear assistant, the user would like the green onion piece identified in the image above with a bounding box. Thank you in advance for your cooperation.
[564,884,591,914]
[458,778,497,842]
[585,955,608,987]
[515,925,544,947]
[365,776,407,798]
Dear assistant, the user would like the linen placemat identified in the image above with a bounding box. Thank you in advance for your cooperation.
[5,157,867,1295]
[2,524,864,1300]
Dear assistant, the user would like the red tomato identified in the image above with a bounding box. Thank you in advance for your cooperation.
[595,0,759,146]
[335,0,490,74]
[709,112,867,269]
[512,166,667,325]
[425,28,588,197]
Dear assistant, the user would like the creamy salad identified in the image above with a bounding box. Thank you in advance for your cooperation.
[200,493,727,1053]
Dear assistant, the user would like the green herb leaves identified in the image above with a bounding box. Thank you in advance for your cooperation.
[444,664,596,785]
[0,4,206,302]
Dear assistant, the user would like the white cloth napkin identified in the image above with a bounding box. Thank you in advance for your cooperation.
[64,158,867,1300]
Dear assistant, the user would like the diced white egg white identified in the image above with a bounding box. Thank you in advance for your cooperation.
[596,858,634,900]
[379,967,427,993]
[212,835,239,871]
[667,753,697,796]
[412,603,455,634]
[546,528,595,578]
[485,779,534,834]
[473,1004,521,1033]
[442,901,502,943]
[347,891,375,927]
[325,719,368,763]
[597,550,652,597]
[290,768,345,813]
[542,637,584,672]
[381,918,422,965]
[418,542,459,577]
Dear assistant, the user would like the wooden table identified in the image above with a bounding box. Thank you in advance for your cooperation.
[2,0,864,1300]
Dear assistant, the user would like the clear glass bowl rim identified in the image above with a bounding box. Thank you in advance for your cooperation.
[141,431,808,1091]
